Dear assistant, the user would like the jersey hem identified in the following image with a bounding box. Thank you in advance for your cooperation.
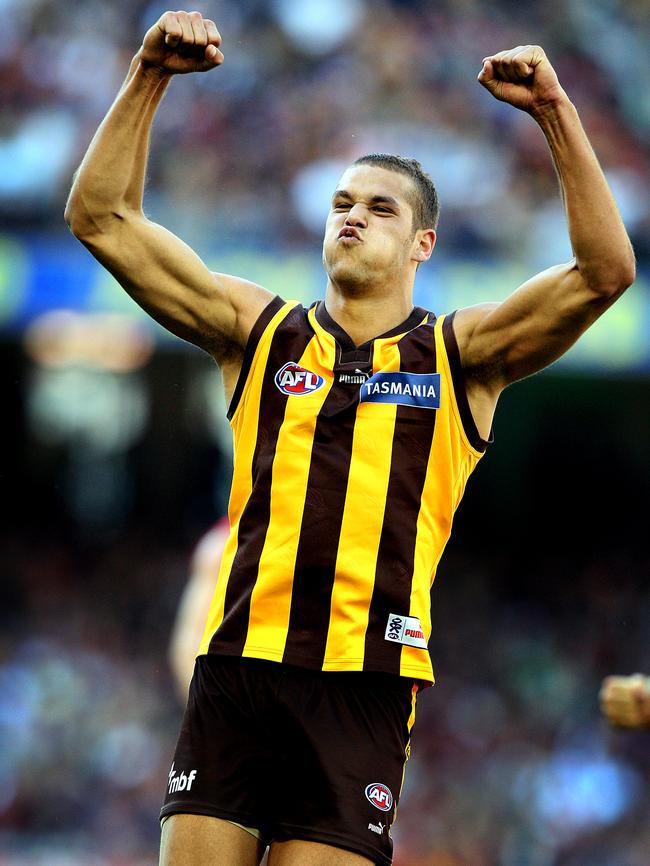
[204,647,435,685]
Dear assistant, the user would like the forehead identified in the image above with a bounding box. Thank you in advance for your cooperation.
[334,164,415,209]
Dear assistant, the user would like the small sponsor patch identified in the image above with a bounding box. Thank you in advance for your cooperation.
[368,821,385,835]
[339,368,369,384]
[275,362,324,396]
[360,372,440,409]
[167,762,198,794]
[384,613,428,649]
[365,782,393,812]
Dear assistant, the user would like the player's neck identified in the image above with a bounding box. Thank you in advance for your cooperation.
[324,285,414,347]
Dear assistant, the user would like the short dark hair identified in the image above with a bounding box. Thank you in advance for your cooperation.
[353,153,440,231]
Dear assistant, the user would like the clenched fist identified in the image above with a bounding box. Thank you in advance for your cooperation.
[478,45,566,115]
[600,674,650,729]
[140,10,224,75]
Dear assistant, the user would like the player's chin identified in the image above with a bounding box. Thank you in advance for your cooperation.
[329,261,378,294]
[327,255,364,279]
[325,240,359,262]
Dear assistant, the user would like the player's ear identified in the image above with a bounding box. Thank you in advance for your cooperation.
[413,229,436,264]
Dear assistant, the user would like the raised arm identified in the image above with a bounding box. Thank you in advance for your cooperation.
[64,11,273,372]
[453,46,635,426]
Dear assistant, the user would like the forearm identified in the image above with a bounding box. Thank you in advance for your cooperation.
[65,53,171,234]
[535,98,636,294]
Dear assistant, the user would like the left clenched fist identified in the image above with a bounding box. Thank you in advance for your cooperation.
[478,45,566,116]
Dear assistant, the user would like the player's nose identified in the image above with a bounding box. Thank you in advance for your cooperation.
[344,204,367,227]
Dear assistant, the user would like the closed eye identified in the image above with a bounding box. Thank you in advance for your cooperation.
[332,204,393,213]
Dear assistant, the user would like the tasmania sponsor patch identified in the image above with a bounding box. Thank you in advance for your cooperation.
[384,613,428,649]
[275,362,325,396]
[360,372,440,409]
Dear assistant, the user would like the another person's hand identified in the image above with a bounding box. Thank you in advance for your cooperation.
[140,10,224,75]
[600,674,650,729]
[478,45,565,116]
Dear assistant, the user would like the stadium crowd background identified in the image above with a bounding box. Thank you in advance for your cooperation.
[1,0,649,864]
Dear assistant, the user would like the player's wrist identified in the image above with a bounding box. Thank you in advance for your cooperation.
[529,89,573,125]
[135,48,175,81]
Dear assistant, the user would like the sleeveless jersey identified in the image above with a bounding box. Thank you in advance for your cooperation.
[198,296,489,683]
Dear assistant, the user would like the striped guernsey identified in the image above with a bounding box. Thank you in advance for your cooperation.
[198,296,489,683]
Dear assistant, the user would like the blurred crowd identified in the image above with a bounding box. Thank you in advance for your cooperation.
[1,0,649,270]
[0,531,184,864]
[396,549,650,866]
[0,528,648,866]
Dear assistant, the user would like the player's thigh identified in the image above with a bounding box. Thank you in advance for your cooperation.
[160,813,265,866]
[268,838,373,866]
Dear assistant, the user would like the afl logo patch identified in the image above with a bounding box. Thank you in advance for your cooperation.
[365,782,394,812]
[275,362,324,396]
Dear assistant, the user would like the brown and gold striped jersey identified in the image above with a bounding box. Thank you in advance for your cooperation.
[198,296,489,683]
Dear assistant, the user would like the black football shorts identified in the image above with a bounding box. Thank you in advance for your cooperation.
[160,655,418,865]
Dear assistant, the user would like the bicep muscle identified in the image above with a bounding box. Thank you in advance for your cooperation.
[78,212,274,357]
[458,261,621,387]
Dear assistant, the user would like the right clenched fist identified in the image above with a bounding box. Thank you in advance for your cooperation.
[140,10,223,75]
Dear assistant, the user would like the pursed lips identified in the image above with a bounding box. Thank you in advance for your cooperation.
[338,227,362,242]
